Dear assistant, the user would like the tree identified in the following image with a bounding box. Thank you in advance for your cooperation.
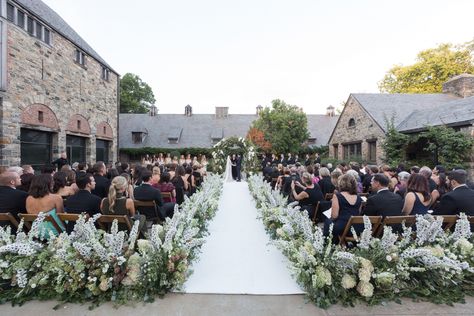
[252,99,309,154]
[246,127,272,152]
[378,43,474,93]
[382,117,409,166]
[120,73,156,113]
[417,126,474,169]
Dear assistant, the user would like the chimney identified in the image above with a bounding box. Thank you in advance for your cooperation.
[256,104,263,115]
[442,74,474,98]
[149,105,157,116]
[326,105,335,117]
[185,104,192,116]
[215,106,229,118]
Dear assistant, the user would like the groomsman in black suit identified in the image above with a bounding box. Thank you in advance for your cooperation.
[362,174,403,217]
[304,154,311,166]
[287,153,295,165]
[435,169,474,216]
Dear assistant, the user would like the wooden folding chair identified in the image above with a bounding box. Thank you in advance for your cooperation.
[133,200,161,223]
[311,202,320,223]
[161,192,173,203]
[325,193,333,201]
[435,215,458,231]
[0,212,19,228]
[97,214,132,232]
[19,213,64,233]
[376,215,416,237]
[339,216,382,247]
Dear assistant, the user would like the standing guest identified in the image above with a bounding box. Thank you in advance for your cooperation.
[304,154,311,167]
[165,153,172,165]
[101,176,146,235]
[192,164,203,187]
[185,154,192,165]
[185,165,195,194]
[134,170,175,219]
[314,153,321,164]
[323,174,362,243]
[154,172,176,203]
[91,161,111,199]
[0,171,28,220]
[279,153,286,166]
[65,173,101,217]
[362,174,403,217]
[290,172,324,219]
[52,152,69,171]
[287,153,295,165]
[179,154,186,166]
[434,169,474,216]
[26,174,65,237]
[402,174,431,215]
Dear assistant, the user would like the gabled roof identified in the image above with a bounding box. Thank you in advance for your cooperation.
[352,93,459,132]
[15,0,117,73]
[397,96,474,132]
[119,113,339,149]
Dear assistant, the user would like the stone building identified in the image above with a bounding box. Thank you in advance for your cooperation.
[119,105,339,162]
[0,0,119,170]
[328,74,474,167]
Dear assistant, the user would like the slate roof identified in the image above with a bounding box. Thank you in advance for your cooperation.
[15,0,116,73]
[119,113,339,149]
[352,93,459,132]
[397,96,474,132]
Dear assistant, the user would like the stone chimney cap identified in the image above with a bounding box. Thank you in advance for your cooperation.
[445,73,474,83]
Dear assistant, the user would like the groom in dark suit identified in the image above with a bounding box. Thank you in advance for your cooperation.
[236,154,242,181]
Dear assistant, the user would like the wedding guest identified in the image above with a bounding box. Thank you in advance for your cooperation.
[419,166,436,193]
[431,173,449,206]
[101,176,146,234]
[134,170,175,219]
[91,162,111,199]
[410,166,420,174]
[179,154,186,166]
[120,173,135,200]
[434,169,474,216]
[304,154,311,166]
[362,174,403,217]
[200,155,208,172]
[346,169,363,193]
[154,172,176,203]
[291,172,324,219]
[314,153,321,164]
[318,167,335,196]
[192,164,203,187]
[394,171,410,199]
[165,153,172,164]
[330,168,343,191]
[276,167,292,196]
[52,171,77,198]
[172,166,189,205]
[106,168,120,180]
[402,174,431,215]
[151,165,161,186]
[0,171,28,220]
[324,174,362,243]
[51,152,69,171]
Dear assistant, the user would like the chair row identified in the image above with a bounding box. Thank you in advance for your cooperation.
[338,214,468,247]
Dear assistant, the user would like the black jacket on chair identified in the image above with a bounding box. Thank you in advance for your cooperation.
[361,189,403,217]
[0,186,28,219]
[64,190,101,217]
[434,186,474,216]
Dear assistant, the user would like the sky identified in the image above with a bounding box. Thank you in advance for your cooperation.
[42,0,474,114]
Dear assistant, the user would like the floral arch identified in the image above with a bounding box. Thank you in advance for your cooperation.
[211,137,260,175]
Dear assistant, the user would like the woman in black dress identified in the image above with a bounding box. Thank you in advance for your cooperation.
[290,172,324,219]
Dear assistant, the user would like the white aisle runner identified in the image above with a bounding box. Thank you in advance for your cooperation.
[183,181,304,294]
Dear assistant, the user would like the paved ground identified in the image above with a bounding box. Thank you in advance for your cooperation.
[1,294,474,316]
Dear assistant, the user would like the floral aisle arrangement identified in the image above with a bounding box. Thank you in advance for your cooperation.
[210,136,260,175]
[0,174,223,307]
[248,175,474,308]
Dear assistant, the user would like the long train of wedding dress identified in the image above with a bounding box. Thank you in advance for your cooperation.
[224,156,234,182]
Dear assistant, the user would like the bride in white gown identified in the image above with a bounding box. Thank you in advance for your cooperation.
[224,155,234,182]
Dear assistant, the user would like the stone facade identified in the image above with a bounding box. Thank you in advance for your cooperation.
[328,95,385,164]
[0,2,118,168]
[443,74,474,98]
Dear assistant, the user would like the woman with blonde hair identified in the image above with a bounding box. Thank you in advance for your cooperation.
[100,176,146,234]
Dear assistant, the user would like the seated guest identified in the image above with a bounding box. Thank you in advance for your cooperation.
[106,168,120,180]
[154,172,176,203]
[419,166,436,193]
[134,170,175,220]
[76,162,88,175]
[64,173,101,217]
[330,168,343,192]
[402,174,431,215]
[0,171,28,220]
[290,172,324,219]
[318,167,335,196]
[18,165,35,192]
[151,165,161,186]
[101,176,146,235]
[324,174,362,243]
[172,166,189,205]
[192,164,203,187]
[276,167,291,195]
[394,171,410,199]
[434,169,474,216]
[346,169,363,193]
[52,171,77,198]
[362,174,403,217]
[91,161,111,199]
[431,173,449,206]
[26,174,65,237]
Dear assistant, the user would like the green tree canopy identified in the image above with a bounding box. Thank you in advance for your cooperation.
[120,73,156,113]
[252,99,309,154]
[378,43,474,93]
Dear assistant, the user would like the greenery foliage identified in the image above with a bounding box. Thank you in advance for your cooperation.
[120,73,156,113]
[249,175,474,308]
[252,99,310,154]
[382,118,409,166]
[378,43,474,94]
[120,147,213,159]
[0,176,223,308]
[210,137,260,175]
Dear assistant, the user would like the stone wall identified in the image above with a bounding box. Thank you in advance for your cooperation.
[0,22,118,167]
[442,74,474,98]
[328,95,386,164]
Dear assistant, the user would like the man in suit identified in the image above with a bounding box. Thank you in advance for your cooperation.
[91,161,110,199]
[52,152,69,171]
[362,173,403,217]
[0,171,28,220]
[134,170,175,220]
[287,153,295,165]
[435,169,474,216]
[64,173,101,217]
[236,154,242,181]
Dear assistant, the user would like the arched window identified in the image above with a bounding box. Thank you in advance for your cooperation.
[348,118,355,127]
